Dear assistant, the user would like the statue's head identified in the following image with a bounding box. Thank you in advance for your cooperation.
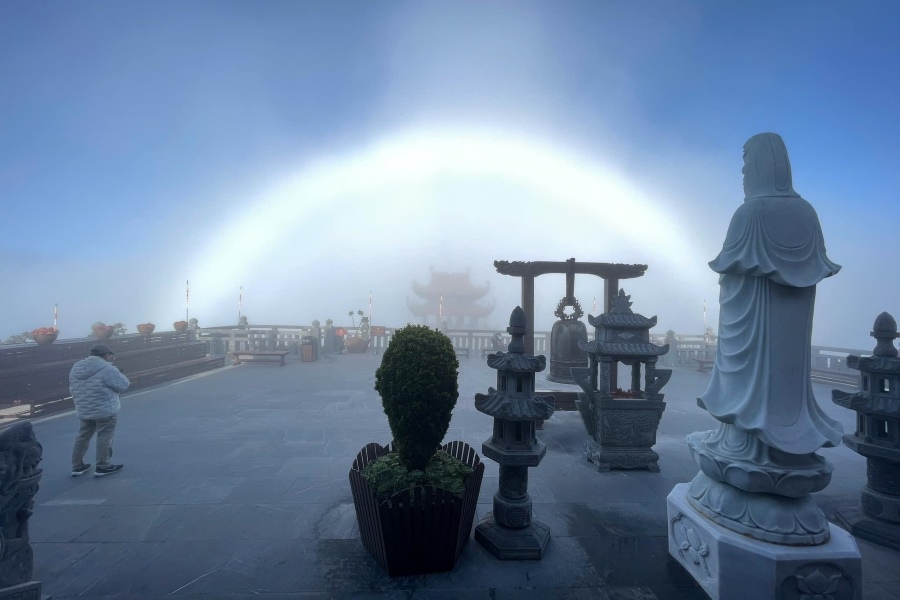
[742,133,798,199]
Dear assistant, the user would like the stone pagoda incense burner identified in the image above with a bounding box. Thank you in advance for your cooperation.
[572,289,671,472]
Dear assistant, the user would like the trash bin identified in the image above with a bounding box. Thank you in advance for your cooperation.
[301,336,318,362]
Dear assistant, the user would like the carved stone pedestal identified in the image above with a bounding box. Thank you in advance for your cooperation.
[577,392,666,472]
[0,581,43,600]
[835,504,900,553]
[667,484,862,600]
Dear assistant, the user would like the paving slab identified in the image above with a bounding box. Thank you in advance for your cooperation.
[25,351,899,599]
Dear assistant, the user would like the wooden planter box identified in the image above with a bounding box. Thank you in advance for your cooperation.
[349,440,485,576]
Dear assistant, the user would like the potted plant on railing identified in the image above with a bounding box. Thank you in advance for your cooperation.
[91,322,116,339]
[31,327,58,346]
[349,324,484,576]
[173,320,189,332]
[345,313,371,353]
[137,322,156,337]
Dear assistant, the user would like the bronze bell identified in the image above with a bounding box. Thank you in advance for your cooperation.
[547,297,589,384]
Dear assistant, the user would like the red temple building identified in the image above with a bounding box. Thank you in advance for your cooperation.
[407,269,495,328]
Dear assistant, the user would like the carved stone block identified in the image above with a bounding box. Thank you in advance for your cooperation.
[835,504,900,552]
[0,581,42,600]
[668,484,862,600]
[580,396,666,472]
[861,485,900,523]
[584,440,660,473]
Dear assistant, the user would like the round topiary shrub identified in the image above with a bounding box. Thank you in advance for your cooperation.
[375,325,459,472]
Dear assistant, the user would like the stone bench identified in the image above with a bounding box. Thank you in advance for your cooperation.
[232,350,290,367]
[695,358,714,373]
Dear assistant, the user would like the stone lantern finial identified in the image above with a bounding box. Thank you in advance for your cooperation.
[871,312,899,358]
[610,289,634,314]
[507,306,526,353]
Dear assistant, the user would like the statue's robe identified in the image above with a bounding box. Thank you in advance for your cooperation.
[698,133,843,455]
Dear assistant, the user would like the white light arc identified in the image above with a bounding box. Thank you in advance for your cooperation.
[186,127,708,314]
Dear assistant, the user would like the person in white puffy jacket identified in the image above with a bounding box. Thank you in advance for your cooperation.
[69,344,130,477]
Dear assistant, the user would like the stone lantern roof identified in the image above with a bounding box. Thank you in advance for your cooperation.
[580,289,669,357]
[486,352,545,373]
[474,306,554,422]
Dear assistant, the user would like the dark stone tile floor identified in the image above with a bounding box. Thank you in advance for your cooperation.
[27,351,899,599]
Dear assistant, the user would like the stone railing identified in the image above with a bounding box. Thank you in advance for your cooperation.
[0,329,224,420]
[196,324,576,357]
[196,324,866,384]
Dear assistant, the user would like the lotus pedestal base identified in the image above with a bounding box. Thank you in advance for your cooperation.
[475,514,550,560]
[667,483,862,600]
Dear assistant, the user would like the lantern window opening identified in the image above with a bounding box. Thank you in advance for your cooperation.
[516,378,523,393]
[863,375,869,391]
[501,376,507,391]
[858,414,865,436]
[876,419,889,439]
[882,378,891,393]
[515,422,523,442]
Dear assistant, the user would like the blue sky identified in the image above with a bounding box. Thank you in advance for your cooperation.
[1,1,898,347]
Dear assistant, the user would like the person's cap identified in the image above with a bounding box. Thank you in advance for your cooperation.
[90,344,114,356]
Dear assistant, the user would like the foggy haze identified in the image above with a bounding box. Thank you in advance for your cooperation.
[2,1,897,350]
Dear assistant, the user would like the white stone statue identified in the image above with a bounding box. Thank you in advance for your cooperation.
[667,133,862,600]
[687,132,844,545]
[699,132,844,454]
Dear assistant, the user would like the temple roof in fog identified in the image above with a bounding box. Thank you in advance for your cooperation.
[409,268,494,317]
[410,270,491,300]
[407,296,495,317]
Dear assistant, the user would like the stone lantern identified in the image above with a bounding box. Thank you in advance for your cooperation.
[832,311,900,550]
[474,306,555,559]
[572,289,671,472]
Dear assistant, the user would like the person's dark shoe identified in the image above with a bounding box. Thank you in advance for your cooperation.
[94,464,124,477]
[71,464,91,477]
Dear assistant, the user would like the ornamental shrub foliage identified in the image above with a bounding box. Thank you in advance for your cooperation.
[374,325,459,472]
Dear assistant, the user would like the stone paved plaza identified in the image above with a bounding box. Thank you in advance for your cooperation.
[28,351,900,599]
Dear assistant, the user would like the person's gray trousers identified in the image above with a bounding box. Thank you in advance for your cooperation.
[72,414,117,468]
